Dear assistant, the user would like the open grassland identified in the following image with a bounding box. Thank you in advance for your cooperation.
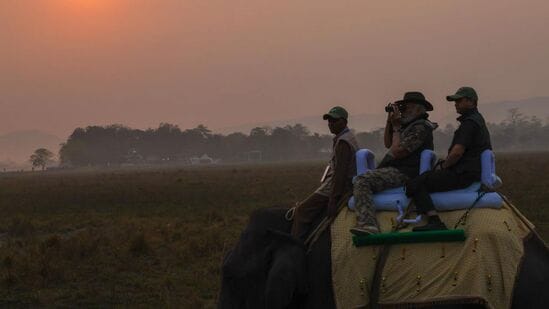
[0,153,547,307]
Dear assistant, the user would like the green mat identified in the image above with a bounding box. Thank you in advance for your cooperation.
[352,229,466,247]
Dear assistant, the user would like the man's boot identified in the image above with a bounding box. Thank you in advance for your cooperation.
[412,215,448,232]
[350,220,380,236]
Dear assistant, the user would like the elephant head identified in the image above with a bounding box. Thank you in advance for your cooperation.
[219,208,308,309]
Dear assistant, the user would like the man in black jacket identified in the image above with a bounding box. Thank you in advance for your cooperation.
[406,86,492,231]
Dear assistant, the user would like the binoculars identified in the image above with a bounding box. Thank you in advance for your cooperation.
[385,102,406,113]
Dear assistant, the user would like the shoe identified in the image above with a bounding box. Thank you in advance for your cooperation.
[350,225,380,236]
[412,221,448,232]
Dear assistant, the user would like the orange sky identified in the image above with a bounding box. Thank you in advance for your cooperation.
[1,0,549,137]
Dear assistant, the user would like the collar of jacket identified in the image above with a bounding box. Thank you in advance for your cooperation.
[457,107,479,122]
[400,113,429,129]
[333,127,350,141]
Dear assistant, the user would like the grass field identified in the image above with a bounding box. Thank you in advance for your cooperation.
[0,153,547,307]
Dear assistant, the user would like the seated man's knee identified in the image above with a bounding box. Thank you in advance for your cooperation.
[405,173,429,197]
[354,173,375,187]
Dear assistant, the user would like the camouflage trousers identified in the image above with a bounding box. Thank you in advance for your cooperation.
[353,167,409,228]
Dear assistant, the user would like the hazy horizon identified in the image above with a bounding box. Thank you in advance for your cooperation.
[2,0,549,138]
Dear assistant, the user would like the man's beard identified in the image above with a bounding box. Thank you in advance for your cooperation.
[400,115,416,125]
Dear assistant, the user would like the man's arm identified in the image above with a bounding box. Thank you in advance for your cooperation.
[327,141,352,217]
[389,131,407,159]
[442,144,465,168]
[384,117,393,148]
[384,105,401,148]
[390,124,429,159]
[442,120,476,169]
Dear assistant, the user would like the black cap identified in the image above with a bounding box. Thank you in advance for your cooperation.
[394,91,433,111]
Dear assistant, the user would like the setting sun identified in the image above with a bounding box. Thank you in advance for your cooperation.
[53,0,113,13]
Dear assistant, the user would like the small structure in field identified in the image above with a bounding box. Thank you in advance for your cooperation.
[190,154,218,165]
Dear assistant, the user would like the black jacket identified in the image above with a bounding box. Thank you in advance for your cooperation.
[449,108,492,176]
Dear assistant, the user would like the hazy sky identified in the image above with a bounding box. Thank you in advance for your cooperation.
[1,0,548,137]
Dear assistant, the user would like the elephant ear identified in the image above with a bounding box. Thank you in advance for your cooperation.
[222,212,295,280]
[222,227,272,280]
[265,228,309,295]
[247,208,293,232]
[266,228,306,248]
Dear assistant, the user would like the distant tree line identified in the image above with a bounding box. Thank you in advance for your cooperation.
[58,109,549,167]
[59,123,333,166]
[434,108,549,153]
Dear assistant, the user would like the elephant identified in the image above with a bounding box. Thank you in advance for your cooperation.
[218,207,549,309]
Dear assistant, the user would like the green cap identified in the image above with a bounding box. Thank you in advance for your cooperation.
[446,86,478,102]
[323,106,348,120]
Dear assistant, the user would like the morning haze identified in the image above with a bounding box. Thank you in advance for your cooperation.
[1,0,549,138]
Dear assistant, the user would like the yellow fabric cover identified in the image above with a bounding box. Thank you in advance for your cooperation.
[331,201,533,309]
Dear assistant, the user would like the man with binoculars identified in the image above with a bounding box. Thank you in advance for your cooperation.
[350,92,437,235]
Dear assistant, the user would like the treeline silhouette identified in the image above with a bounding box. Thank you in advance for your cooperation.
[59,123,332,166]
[59,109,549,166]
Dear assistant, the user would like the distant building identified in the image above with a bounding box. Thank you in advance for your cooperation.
[124,149,144,164]
[190,154,218,165]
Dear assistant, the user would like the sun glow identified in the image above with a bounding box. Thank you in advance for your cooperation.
[45,0,123,39]
[54,0,113,13]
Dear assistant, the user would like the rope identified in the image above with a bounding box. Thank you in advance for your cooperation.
[285,206,296,221]
[304,217,330,253]
[304,192,352,253]
[368,201,415,308]
[453,189,487,229]
[498,192,549,250]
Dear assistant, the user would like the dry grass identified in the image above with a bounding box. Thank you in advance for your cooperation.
[0,154,547,307]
